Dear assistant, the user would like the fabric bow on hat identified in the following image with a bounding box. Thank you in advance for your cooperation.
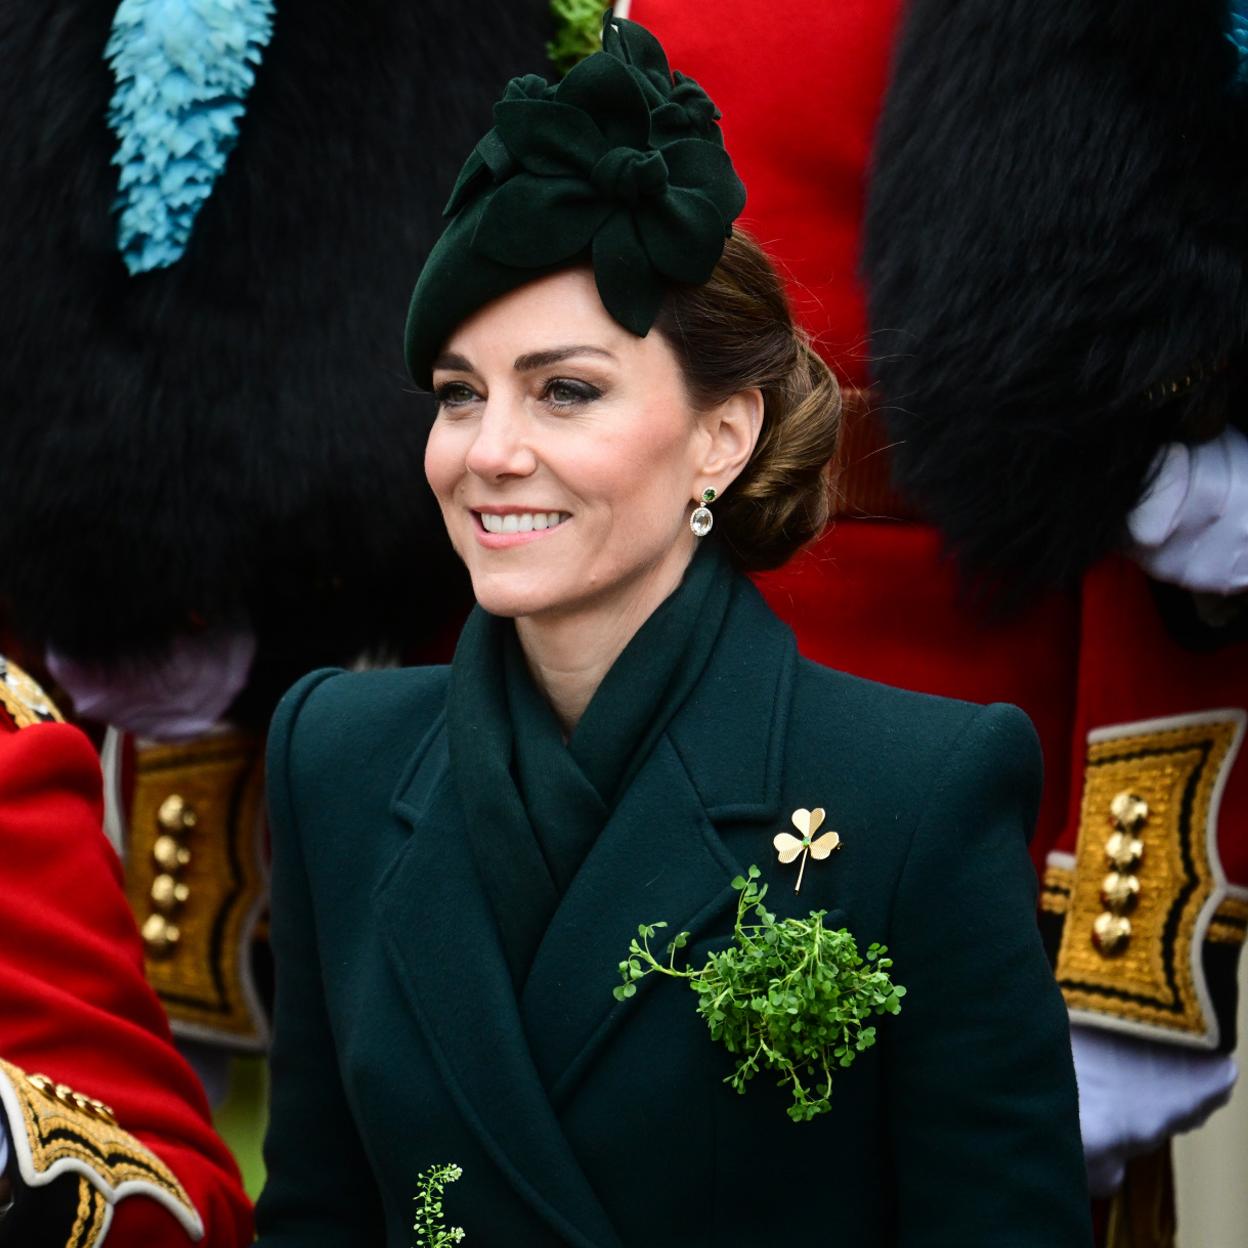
[403,15,747,387]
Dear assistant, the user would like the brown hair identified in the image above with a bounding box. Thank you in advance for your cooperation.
[654,230,841,571]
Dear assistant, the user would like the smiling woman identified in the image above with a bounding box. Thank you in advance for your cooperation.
[423,262,787,728]
[255,15,1092,1248]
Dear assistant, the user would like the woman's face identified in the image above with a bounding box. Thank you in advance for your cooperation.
[425,268,713,624]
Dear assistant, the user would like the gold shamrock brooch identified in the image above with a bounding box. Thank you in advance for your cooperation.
[773,807,841,893]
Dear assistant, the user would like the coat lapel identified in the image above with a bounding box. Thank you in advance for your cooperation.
[376,715,623,1248]
[522,581,798,1106]
[373,580,798,1245]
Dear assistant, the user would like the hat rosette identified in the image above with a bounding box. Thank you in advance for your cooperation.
[404,16,746,386]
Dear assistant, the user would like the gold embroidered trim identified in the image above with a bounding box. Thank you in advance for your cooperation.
[67,1177,109,1248]
[0,655,63,728]
[124,733,269,1049]
[1053,713,1245,1046]
[1041,863,1074,915]
[0,1057,201,1242]
[1048,865,1247,946]
[1207,895,1248,946]
[1207,916,1248,945]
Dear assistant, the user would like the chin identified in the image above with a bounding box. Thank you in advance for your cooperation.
[467,570,564,620]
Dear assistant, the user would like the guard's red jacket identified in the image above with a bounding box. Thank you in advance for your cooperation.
[0,684,253,1246]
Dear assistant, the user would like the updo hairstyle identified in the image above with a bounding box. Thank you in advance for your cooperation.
[654,230,840,571]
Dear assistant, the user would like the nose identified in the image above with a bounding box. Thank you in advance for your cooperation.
[463,396,538,482]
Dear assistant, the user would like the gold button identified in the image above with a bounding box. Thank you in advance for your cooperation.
[152,835,191,872]
[142,913,181,956]
[157,794,197,832]
[1101,872,1141,913]
[87,1096,117,1125]
[1110,791,1149,833]
[71,1092,116,1124]
[1105,831,1144,871]
[150,873,190,912]
[1093,912,1132,955]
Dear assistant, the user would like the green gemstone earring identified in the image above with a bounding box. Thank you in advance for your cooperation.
[690,486,717,537]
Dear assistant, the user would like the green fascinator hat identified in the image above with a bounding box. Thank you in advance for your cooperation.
[403,15,747,388]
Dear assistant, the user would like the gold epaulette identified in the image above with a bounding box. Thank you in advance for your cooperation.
[0,1058,203,1246]
[121,732,270,1050]
[1043,710,1247,1048]
[0,655,63,729]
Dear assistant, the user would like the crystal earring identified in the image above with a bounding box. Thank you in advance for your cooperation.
[690,486,716,537]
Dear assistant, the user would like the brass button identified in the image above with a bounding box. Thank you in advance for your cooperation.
[1092,912,1132,955]
[1110,791,1149,834]
[71,1092,116,1124]
[1105,831,1144,871]
[150,873,190,912]
[27,1073,54,1097]
[25,1074,115,1124]
[87,1096,116,1125]
[1101,872,1141,913]
[157,794,197,832]
[142,913,181,956]
[152,835,191,871]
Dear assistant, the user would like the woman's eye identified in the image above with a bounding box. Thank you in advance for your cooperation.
[433,381,481,409]
[542,378,602,407]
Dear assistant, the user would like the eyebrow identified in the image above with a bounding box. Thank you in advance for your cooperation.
[430,346,617,376]
[513,345,616,372]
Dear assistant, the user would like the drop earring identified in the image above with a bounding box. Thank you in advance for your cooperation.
[690,486,716,537]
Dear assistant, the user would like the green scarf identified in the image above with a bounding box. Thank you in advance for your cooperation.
[447,541,735,987]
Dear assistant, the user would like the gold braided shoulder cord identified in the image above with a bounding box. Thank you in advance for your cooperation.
[1048,709,1246,1048]
[0,1058,204,1246]
[0,655,64,728]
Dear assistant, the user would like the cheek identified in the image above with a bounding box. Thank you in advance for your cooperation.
[423,422,462,505]
[590,410,697,529]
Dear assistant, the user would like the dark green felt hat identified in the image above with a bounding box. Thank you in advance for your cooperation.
[403,15,747,388]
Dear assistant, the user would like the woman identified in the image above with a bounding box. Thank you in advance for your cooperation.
[256,17,1091,1246]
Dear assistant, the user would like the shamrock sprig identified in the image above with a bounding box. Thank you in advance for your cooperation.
[413,1163,465,1247]
[614,866,905,1122]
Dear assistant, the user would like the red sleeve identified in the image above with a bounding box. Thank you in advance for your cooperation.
[0,721,253,1246]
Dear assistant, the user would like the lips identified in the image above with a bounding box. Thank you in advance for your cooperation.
[476,511,570,534]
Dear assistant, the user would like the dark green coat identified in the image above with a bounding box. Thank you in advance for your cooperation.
[255,581,1092,1246]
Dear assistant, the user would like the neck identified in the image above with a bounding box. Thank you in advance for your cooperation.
[515,548,695,736]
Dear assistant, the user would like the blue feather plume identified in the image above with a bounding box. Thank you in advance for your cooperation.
[1230,0,1248,86]
[106,0,276,275]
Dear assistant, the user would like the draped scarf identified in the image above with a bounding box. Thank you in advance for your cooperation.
[446,541,734,987]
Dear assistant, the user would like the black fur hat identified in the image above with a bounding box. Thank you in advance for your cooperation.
[864,0,1248,598]
[0,0,552,719]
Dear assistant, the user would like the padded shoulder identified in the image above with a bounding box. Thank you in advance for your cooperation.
[268,665,450,816]
[273,664,449,742]
[788,657,1043,845]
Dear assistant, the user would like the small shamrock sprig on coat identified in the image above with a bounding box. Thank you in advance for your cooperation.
[413,1163,465,1247]
[614,866,905,1122]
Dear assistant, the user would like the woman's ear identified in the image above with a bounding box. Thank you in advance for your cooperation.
[697,388,764,487]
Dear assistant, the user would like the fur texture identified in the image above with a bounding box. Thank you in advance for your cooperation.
[864,0,1248,596]
[0,0,552,718]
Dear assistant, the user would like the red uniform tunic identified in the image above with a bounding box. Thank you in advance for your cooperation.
[0,668,252,1246]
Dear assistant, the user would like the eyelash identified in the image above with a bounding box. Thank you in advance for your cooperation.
[432,381,479,410]
[432,377,603,411]
[542,378,602,407]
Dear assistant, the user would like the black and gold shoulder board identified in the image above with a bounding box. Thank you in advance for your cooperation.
[0,1058,203,1247]
[1042,710,1247,1050]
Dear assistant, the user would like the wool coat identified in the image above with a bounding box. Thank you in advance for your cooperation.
[255,578,1092,1246]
